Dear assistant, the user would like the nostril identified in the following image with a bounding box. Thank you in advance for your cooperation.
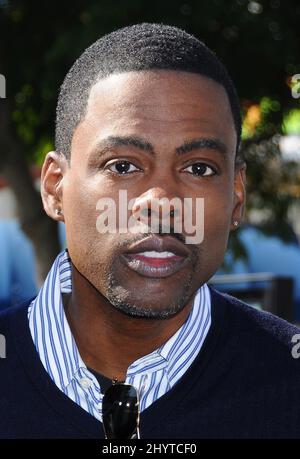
[170,209,180,218]
[140,208,152,217]
[139,207,178,218]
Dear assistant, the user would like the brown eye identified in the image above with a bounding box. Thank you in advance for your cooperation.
[183,163,216,176]
[107,161,140,175]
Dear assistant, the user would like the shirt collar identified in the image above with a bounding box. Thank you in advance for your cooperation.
[28,249,211,390]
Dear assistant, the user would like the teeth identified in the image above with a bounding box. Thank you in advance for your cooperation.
[136,251,176,258]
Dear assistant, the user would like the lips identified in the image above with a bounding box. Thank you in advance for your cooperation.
[121,235,190,278]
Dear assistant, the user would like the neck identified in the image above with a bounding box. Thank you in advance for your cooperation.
[64,264,196,381]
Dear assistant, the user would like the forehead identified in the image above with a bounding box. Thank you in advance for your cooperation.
[71,70,236,156]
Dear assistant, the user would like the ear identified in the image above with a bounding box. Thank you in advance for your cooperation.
[231,162,246,230]
[41,151,68,221]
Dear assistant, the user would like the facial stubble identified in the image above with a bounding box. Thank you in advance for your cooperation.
[105,247,199,319]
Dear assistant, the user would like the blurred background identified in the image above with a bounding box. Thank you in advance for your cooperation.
[0,0,299,322]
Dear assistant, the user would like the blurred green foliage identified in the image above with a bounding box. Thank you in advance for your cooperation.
[283,109,300,134]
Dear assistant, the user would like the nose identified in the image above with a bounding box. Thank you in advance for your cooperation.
[131,187,183,233]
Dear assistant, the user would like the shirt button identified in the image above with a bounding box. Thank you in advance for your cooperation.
[80,377,92,388]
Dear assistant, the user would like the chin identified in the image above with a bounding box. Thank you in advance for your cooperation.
[109,298,187,320]
[106,271,195,320]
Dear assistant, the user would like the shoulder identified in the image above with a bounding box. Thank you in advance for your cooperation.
[0,298,35,334]
[209,287,300,371]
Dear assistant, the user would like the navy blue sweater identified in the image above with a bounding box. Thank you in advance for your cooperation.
[0,288,300,439]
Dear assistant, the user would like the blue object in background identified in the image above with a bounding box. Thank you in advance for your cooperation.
[0,219,66,311]
[216,225,300,322]
[0,220,37,310]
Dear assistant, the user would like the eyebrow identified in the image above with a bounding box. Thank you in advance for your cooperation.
[176,137,228,156]
[91,135,228,158]
[92,136,154,156]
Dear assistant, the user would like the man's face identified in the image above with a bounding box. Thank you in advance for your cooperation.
[57,70,244,318]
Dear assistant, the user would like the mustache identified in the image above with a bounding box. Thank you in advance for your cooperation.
[115,224,194,252]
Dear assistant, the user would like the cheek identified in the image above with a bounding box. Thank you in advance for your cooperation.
[201,187,234,258]
[65,188,95,235]
[62,177,109,261]
[205,198,232,236]
[62,175,131,289]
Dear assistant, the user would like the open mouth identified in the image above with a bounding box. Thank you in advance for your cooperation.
[121,236,190,279]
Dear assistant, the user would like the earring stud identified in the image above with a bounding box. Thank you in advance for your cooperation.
[233,220,239,227]
[56,209,63,216]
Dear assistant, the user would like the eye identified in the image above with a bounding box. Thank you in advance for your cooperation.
[105,160,140,175]
[183,162,216,177]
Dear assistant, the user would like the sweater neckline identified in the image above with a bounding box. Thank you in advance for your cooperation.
[8,286,228,439]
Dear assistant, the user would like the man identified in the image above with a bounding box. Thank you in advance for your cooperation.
[0,23,299,439]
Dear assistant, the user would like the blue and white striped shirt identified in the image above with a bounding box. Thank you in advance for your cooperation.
[28,249,211,422]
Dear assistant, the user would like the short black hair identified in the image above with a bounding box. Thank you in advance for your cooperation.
[55,23,242,160]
